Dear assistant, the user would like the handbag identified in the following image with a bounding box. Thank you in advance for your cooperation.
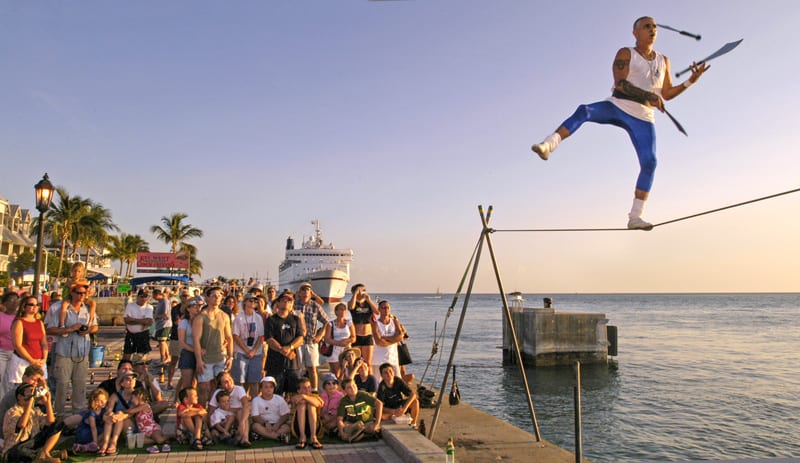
[319,339,334,357]
[397,342,412,365]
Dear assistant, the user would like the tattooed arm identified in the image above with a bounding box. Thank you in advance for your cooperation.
[611,47,663,110]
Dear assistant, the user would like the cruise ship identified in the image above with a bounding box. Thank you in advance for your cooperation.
[278,220,353,303]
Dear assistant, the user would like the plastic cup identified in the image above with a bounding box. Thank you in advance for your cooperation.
[126,433,136,449]
[136,432,145,448]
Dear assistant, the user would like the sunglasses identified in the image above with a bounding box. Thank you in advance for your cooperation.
[25,303,39,307]
[72,290,87,295]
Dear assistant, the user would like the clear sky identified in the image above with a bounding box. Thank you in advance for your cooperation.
[2,1,799,293]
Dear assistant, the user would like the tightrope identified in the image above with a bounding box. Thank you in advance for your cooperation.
[492,187,800,233]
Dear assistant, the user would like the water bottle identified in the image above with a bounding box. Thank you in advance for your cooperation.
[445,437,455,463]
[126,426,134,449]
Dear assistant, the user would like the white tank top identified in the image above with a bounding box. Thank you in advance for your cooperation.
[608,47,666,122]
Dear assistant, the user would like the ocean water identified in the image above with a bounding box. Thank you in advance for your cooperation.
[360,293,800,463]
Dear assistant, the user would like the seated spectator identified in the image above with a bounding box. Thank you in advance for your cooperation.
[176,387,212,451]
[2,383,64,463]
[72,388,107,454]
[129,389,169,453]
[376,362,419,427]
[319,373,343,436]
[0,365,45,420]
[337,347,360,383]
[100,371,144,456]
[250,376,291,444]
[209,390,236,444]
[354,358,377,395]
[132,358,171,416]
[290,377,323,450]
[337,378,383,443]
[96,360,134,396]
[208,372,251,447]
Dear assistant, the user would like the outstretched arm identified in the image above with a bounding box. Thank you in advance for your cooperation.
[661,58,709,101]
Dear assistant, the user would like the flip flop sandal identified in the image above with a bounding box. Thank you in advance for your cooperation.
[295,441,307,449]
[310,441,324,450]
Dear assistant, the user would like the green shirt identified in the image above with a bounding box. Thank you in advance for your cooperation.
[337,391,376,423]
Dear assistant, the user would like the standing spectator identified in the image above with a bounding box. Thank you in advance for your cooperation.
[122,289,154,361]
[323,303,355,378]
[264,290,305,396]
[166,290,190,390]
[265,286,277,313]
[231,295,264,397]
[7,296,49,387]
[152,288,173,366]
[220,296,237,321]
[295,283,329,391]
[44,279,98,418]
[0,292,20,398]
[176,297,202,395]
[192,287,233,407]
[347,284,378,374]
[370,300,405,383]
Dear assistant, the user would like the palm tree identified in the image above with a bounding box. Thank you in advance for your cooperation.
[43,187,92,278]
[106,233,150,278]
[76,202,119,267]
[178,242,203,278]
[150,213,203,253]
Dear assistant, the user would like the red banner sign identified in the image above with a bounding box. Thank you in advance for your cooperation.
[136,252,189,269]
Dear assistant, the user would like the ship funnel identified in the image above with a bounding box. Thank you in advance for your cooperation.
[286,237,295,250]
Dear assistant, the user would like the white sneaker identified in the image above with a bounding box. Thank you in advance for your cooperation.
[531,142,550,160]
[627,216,653,231]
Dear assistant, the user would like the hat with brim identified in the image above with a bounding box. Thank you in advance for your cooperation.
[70,279,90,290]
[260,376,277,386]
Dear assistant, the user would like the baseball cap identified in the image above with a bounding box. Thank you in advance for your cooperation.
[260,376,277,386]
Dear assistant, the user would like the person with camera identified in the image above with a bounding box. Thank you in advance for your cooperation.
[231,295,265,398]
[44,279,98,418]
[2,382,64,463]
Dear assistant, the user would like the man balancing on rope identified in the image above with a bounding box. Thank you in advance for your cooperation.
[531,16,708,230]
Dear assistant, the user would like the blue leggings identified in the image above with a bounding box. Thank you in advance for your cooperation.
[561,101,657,192]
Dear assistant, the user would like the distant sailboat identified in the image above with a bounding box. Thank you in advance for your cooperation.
[426,287,442,299]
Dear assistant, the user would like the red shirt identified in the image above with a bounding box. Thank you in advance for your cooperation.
[21,319,46,360]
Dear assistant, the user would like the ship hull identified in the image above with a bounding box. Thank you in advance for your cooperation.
[279,269,349,303]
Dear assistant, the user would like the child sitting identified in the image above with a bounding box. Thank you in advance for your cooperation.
[250,376,291,444]
[176,387,213,450]
[73,389,107,454]
[129,389,170,453]
[209,390,237,444]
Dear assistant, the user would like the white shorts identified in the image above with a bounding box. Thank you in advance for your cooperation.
[299,343,320,368]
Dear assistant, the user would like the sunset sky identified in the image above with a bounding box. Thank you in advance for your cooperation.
[3,1,799,293]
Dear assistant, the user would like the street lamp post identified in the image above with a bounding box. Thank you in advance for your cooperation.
[33,173,54,299]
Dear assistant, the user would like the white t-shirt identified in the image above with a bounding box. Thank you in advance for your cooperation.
[124,302,154,333]
[250,394,290,424]
[210,407,235,427]
[232,311,265,356]
[210,385,248,409]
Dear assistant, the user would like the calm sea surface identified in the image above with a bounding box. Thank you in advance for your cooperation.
[338,293,799,463]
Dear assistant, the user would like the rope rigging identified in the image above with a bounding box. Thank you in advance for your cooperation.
[489,186,800,233]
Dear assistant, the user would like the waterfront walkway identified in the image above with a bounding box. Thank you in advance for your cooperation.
[76,327,426,463]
